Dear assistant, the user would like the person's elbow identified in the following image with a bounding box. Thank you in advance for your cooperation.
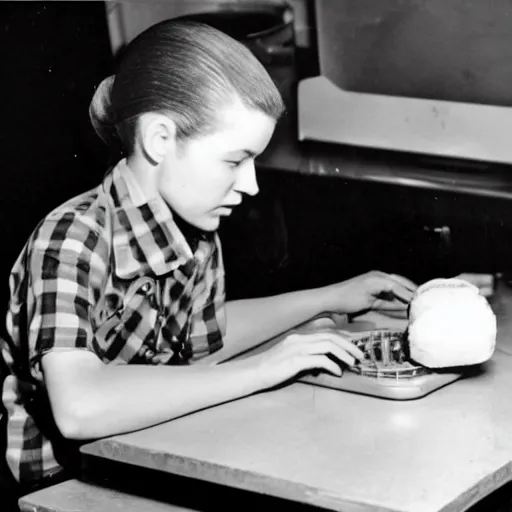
[41,350,108,440]
[53,396,103,440]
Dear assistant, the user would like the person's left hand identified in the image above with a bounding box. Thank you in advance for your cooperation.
[320,270,417,318]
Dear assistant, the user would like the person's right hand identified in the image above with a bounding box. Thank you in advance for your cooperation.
[248,329,364,390]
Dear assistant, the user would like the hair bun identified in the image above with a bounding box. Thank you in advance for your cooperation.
[89,75,119,146]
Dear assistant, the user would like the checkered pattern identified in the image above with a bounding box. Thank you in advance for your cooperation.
[1,160,226,485]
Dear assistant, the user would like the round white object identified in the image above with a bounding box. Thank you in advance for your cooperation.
[408,278,496,368]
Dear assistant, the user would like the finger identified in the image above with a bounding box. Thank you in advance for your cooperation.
[372,298,409,311]
[290,333,359,363]
[330,312,350,328]
[302,338,359,366]
[373,308,409,319]
[386,276,417,302]
[369,277,414,305]
[387,273,418,291]
[320,331,365,360]
[385,284,415,304]
[300,354,343,377]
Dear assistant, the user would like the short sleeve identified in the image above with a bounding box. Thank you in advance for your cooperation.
[26,213,108,375]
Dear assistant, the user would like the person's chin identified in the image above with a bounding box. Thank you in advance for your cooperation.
[196,215,221,232]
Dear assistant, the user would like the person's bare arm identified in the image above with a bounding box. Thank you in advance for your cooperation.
[41,350,263,440]
[220,287,330,359]
[219,271,417,360]
[41,328,362,440]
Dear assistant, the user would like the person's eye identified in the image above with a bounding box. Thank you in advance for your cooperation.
[226,160,243,168]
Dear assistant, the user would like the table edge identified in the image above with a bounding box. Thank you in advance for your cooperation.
[81,437,512,512]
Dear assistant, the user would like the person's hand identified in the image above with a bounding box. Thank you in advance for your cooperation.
[248,329,364,389]
[320,270,417,317]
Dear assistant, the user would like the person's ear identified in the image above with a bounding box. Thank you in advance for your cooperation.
[138,113,177,165]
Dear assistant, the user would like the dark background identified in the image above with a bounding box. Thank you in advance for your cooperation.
[1,3,112,507]
[1,1,113,319]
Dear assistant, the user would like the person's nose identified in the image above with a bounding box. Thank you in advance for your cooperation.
[235,160,259,197]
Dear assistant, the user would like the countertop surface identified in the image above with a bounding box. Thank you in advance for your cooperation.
[81,282,512,512]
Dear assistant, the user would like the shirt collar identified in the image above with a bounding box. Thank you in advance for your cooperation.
[102,159,200,279]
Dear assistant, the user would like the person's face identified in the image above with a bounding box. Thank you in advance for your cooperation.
[157,100,276,231]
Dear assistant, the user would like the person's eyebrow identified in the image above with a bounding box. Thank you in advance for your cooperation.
[226,149,257,158]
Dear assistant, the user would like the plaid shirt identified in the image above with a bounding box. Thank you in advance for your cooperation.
[1,160,226,485]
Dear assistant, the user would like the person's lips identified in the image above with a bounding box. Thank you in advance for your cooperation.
[215,203,240,216]
[220,201,242,209]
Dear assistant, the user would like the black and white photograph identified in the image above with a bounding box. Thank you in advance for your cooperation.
[1,1,512,511]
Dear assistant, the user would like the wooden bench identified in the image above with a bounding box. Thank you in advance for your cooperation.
[19,479,200,512]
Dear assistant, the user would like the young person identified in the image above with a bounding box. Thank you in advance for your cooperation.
[1,19,416,493]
